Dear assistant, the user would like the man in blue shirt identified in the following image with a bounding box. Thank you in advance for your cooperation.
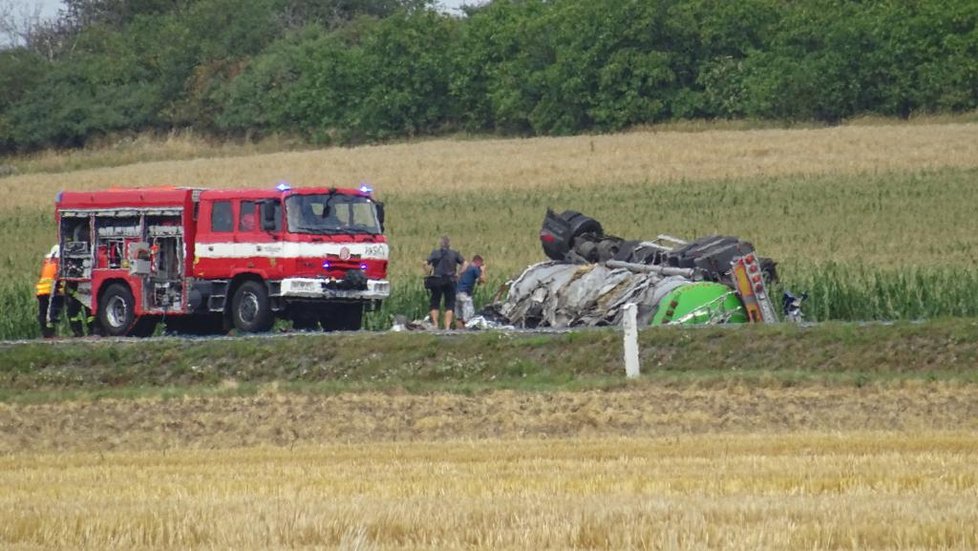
[455,255,486,328]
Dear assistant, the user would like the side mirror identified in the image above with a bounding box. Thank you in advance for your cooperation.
[260,200,278,231]
[376,202,385,233]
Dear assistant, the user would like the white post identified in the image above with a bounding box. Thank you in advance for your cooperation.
[622,303,640,379]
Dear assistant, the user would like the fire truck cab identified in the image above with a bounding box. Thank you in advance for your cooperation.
[54,184,389,336]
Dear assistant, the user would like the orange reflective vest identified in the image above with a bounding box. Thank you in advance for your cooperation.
[35,258,58,296]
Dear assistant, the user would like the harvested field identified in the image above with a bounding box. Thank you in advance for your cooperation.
[3,385,978,549]
[2,384,977,453]
[4,123,978,207]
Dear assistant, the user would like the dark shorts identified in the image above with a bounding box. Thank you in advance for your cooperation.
[429,280,457,311]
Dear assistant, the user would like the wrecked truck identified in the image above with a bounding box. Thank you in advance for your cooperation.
[490,210,781,328]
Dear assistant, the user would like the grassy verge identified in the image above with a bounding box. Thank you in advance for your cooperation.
[2,319,977,403]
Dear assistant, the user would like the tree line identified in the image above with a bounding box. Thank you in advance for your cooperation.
[1,0,976,152]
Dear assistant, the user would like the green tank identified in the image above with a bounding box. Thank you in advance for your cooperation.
[650,282,748,325]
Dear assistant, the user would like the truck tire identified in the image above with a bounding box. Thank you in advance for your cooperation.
[230,280,274,333]
[595,238,621,262]
[759,257,779,285]
[559,210,603,242]
[540,209,604,261]
[98,283,136,337]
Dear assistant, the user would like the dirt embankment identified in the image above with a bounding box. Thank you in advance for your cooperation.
[3,383,976,454]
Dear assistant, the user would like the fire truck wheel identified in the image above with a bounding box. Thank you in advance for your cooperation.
[231,280,274,333]
[98,283,136,337]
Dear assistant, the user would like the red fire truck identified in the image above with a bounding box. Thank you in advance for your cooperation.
[54,183,389,336]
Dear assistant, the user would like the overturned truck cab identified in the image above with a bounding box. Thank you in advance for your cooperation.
[494,209,780,328]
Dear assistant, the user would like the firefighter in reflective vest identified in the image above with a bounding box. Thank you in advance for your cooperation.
[35,245,86,338]
[35,245,61,338]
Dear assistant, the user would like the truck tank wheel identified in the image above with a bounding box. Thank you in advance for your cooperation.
[759,258,779,285]
[595,238,620,262]
[541,209,604,261]
[98,283,136,337]
[559,211,603,242]
[320,303,364,332]
[231,280,274,333]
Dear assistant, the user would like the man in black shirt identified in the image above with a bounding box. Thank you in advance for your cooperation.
[425,235,464,330]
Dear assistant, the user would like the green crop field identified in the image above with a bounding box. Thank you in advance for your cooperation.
[1,122,978,338]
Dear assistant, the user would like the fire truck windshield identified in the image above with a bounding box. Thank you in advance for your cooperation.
[285,193,382,235]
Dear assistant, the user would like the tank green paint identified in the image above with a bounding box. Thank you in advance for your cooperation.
[650,282,748,325]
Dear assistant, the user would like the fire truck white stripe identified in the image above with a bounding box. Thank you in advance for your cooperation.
[194,241,389,260]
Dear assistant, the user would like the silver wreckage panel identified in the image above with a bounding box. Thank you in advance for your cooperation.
[498,261,689,328]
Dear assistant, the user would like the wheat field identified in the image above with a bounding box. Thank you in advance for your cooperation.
[5,123,978,206]
[3,385,978,549]
[2,432,977,549]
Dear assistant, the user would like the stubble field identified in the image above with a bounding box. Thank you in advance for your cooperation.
[3,386,978,549]
[3,121,978,549]
[3,434,978,549]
